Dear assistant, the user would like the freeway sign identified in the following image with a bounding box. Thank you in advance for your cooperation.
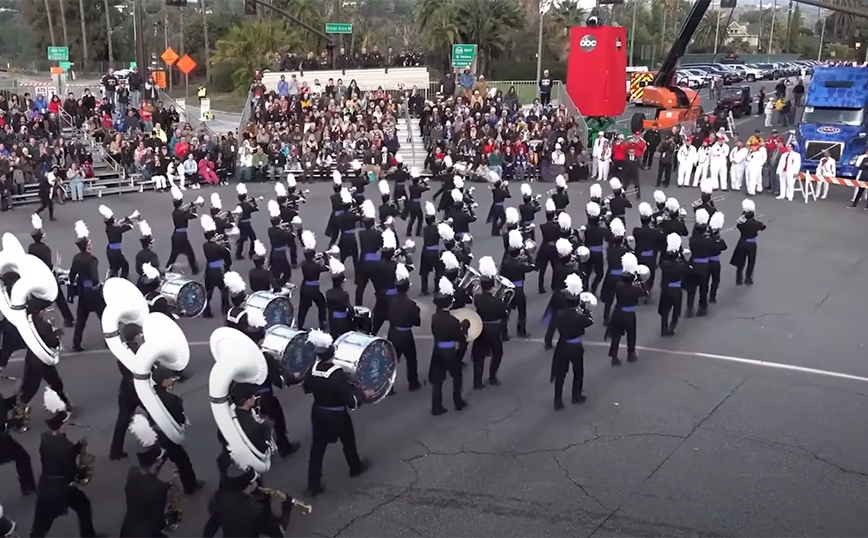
[58,61,72,72]
[451,44,477,69]
[325,23,352,34]
[47,46,69,61]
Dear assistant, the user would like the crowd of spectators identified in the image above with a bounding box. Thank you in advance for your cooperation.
[273,47,425,72]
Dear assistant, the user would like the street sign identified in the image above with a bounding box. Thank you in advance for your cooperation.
[47,46,69,61]
[200,97,211,121]
[176,54,196,75]
[58,61,72,71]
[161,47,179,66]
[176,98,187,122]
[129,61,137,69]
[451,44,477,69]
[325,23,352,34]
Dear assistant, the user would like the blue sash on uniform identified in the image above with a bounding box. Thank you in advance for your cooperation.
[331,311,347,318]
[343,229,356,234]
[494,202,504,206]
[174,228,187,233]
[304,280,319,286]
[511,280,524,287]
[207,260,224,269]
[610,269,623,275]
[589,245,603,252]
[364,253,379,261]
[693,258,708,264]
[334,210,345,216]
[565,337,582,344]
[640,250,653,257]
[80,280,93,288]
[108,243,122,250]
[412,198,421,202]
[436,341,458,349]
[621,306,636,312]
[385,288,397,296]
[317,405,346,412]
[668,281,682,288]
[393,326,412,331]
[425,245,439,251]
[240,218,250,223]
[745,238,756,243]
[710,255,720,262]
[274,246,287,252]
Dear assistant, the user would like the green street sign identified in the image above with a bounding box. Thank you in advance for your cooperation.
[325,23,352,34]
[47,46,69,61]
[451,44,477,69]
[129,61,137,69]
[58,61,72,72]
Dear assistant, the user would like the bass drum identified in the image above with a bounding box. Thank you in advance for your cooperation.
[159,274,206,317]
[260,325,314,383]
[246,291,294,328]
[333,332,397,405]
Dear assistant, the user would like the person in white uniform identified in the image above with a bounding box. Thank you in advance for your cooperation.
[677,138,697,187]
[745,142,766,196]
[709,137,730,191]
[729,140,748,192]
[775,143,802,201]
[816,150,835,200]
[692,139,710,187]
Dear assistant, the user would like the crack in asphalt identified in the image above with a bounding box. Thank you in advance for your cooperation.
[716,311,790,321]
[481,403,521,436]
[552,451,611,511]
[812,292,831,313]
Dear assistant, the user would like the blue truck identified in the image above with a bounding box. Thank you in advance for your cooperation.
[797,66,868,178]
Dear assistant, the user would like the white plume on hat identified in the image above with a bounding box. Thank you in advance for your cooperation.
[742,199,756,213]
[275,182,287,198]
[638,202,653,217]
[556,175,566,189]
[201,214,216,232]
[211,192,222,209]
[478,256,497,278]
[43,387,66,414]
[253,240,266,258]
[700,178,714,194]
[129,414,158,447]
[653,190,666,204]
[236,183,247,195]
[589,183,602,199]
[610,177,624,191]
[340,187,352,205]
[505,207,519,225]
[99,204,113,219]
[425,201,436,216]
[395,153,403,164]
[267,200,280,218]
[142,263,160,280]
[32,213,43,230]
[410,167,420,178]
[171,186,183,200]
[565,273,583,296]
[586,202,601,217]
[195,196,204,205]
[438,276,455,296]
[556,238,572,257]
[378,180,390,196]
[301,230,316,251]
[440,251,460,271]
[621,252,639,274]
[451,188,463,202]
[381,229,397,250]
[244,307,267,328]
[332,170,342,184]
[395,263,410,282]
[74,220,89,239]
[291,215,302,225]
[610,218,626,237]
[329,257,345,275]
[695,208,710,226]
[454,176,464,190]
[557,211,571,230]
[545,198,556,213]
[223,271,246,294]
[508,229,523,249]
[666,233,682,253]
[665,197,680,212]
[361,199,376,220]
[488,170,501,183]
[438,222,454,242]
[520,183,532,197]
[710,212,725,230]
[307,329,334,349]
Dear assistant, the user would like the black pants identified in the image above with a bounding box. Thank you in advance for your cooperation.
[658,286,683,334]
[608,312,637,359]
[540,92,551,106]
[390,332,419,386]
[166,233,199,274]
[339,237,359,273]
[20,353,70,405]
[708,261,722,302]
[588,252,605,294]
[307,410,361,490]
[0,433,36,493]
[354,261,374,305]
[235,222,257,258]
[535,245,555,292]
[371,293,392,334]
[0,320,24,368]
[72,291,106,349]
[638,257,657,294]
[270,255,291,290]
[297,286,326,329]
[110,383,140,456]
[430,351,463,411]
[54,284,75,324]
[107,249,130,278]
[419,251,439,295]
[471,329,503,386]
[642,147,657,168]
[204,269,229,317]
[656,163,673,186]
[685,266,709,313]
[36,195,54,220]
[161,439,199,493]
[31,485,96,537]
[735,245,757,283]
[489,205,506,235]
[405,206,423,236]
[508,287,528,334]
[259,392,293,455]
[552,344,584,402]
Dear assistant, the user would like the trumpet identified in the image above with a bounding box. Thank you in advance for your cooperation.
[75,437,96,486]
[120,210,141,227]
[394,240,416,272]
[13,394,31,433]
[180,198,204,216]
[313,246,339,268]
[287,190,309,208]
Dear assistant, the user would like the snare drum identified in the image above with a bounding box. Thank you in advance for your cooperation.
[260,325,314,383]
[333,332,397,405]
[245,291,294,328]
[158,275,206,317]
[352,306,371,334]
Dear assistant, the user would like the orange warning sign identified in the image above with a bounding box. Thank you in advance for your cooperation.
[152,70,167,89]
[49,66,63,75]
[176,54,196,75]
[161,47,179,66]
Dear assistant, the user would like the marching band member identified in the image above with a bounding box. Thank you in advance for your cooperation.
[585,201,608,294]
[430,277,468,416]
[658,233,691,337]
[692,178,717,217]
[213,380,275,479]
[297,231,328,330]
[708,212,727,304]
[553,175,570,212]
[120,415,174,537]
[151,365,203,494]
[849,149,868,208]
[745,142,766,196]
[378,180,401,227]
[326,171,345,244]
[18,297,71,407]
[234,184,260,259]
[351,161,368,206]
[99,204,134,278]
[776,142,802,202]
[135,221,160,294]
[471,257,508,389]
[709,137,730,191]
[589,180,603,206]
[676,136,697,187]
[551,274,593,410]
[600,218,630,325]
[355,200,381,305]
[439,222,470,268]
[0,390,35,494]
[692,138,710,186]
[419,203,440,295]
[633,203,664,298]
[405,168,428,237]
[249,241,272,293]
[281,178,301,267]
[535,199,558,293]
[387,263,421,391]
[816,149,835,200]
[31,388,98,538]
[140,264,172,317]
[596,137,612,181]
[730,199,766,286]
[165,187,200,274]
[28,214,75,327]
[487,172,510,236]
[542,238,575,350]
[109,323,142,461]
[303,330,370,496]
[267,201,292,289]
[0,501,17,537]
[440,251,470,308]
[729,140,748,192]
[69,221,106,352]
[500,229,536,338]
[201,215,231,318]
[274,181,295,224]
[651,190,667,223]
[371,230,399,334]
[685,208,713,317]
[605,178,632,227]
[326,258,353,339]
[446,189,474,235]
[658,198,689,239]
[501,206,520,254]
[335,187,361,269]
[391,153,409,201]
[517,183,540,241]
[607,253,647,366]
[223,272,249,329]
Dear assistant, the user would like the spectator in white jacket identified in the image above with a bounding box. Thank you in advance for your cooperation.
[776,143,802,201]
[729,141,748,191]
[167,158,184,190]
[183,153,200,189]
[596,138,612,181]
[709,137,730,190]
[692,139,710,186]
[591,132,605,178]
[816,151,835,200]
[677,138,697,187]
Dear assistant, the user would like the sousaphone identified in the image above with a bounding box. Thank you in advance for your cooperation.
[10,254,59,366]
[0,233,26,321]
[451,308,482,342]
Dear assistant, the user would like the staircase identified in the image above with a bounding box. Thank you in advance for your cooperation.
[396,114,427,173]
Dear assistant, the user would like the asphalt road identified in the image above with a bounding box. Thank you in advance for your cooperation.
[2,110,868,537]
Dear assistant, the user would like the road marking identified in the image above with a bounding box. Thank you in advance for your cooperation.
[9,334,868,385]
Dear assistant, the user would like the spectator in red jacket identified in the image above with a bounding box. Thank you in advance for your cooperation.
[611,136,627,177]
[198,155,219,185]
[48,95,61,115]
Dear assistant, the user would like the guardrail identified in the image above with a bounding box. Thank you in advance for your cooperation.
[402,103,417,165]
[58,107,125,178]
[238,89,254,137]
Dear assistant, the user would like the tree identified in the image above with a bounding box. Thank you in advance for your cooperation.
[211,18,302,92]
[59,0,70,51]
[43,0,56,47]
[79,0,89,70]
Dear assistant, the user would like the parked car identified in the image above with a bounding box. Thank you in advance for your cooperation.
[722,63,763,82]
[676,69,705,88]
[749,63,780,80]
[681,64,741,85]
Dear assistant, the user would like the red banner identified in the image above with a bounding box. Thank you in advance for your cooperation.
[566,26,627,118]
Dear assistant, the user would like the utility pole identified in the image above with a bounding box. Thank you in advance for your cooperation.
[105,0,113,67]
[768,0,778,54]
[784,0,794,53]
[202,0,211,82]
[536,0,550,84]
[714,1,722,54]
[134,0,146,75]
[629,0,638,65]
[817,6,825,60]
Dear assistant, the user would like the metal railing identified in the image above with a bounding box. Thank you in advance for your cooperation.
[402,103,417,165]
[57,107,124,178]
[238,89,254,136]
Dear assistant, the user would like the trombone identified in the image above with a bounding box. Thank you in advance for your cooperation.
[120,210,141,227]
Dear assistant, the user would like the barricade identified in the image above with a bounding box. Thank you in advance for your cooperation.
[796,173,868,204]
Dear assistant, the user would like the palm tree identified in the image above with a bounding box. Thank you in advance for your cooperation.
[414,0,454,31]
[825,0,860,38]
[455,0,523,75]
[212,19,302,92]
[43,0,56,46]
[105,0,113,67]
[419,8,460,67]
[59,0,70,51]
[548,1,585,61]
[354,16,389,51]
[202,0,211,82]
[78,0,88,70]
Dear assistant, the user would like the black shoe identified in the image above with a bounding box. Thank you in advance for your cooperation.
[611,357,622,367]
[473,382,485,390]
[686,307,694,318]
[21,487,35,496]
[306,484,325,497]
[709,295,717,304]
[697,308,707,317]
[431,407,448,416]
[572,394,587,404]
[235,255,245,261]
[408,381,422,391]
[554,399,565,410]
[538,287,547,294]
[488,377,501,387]
[455,399,468,411]
[63,319,75,328]
[72,345,85,352]
[388,388,397,396]
[736,278,743,286]
[627,352,638,363]
[185,480,205,495]
[279,442,300,457]
[746,279,754,285]
[350,459,371,478]
[109,451,128,461]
